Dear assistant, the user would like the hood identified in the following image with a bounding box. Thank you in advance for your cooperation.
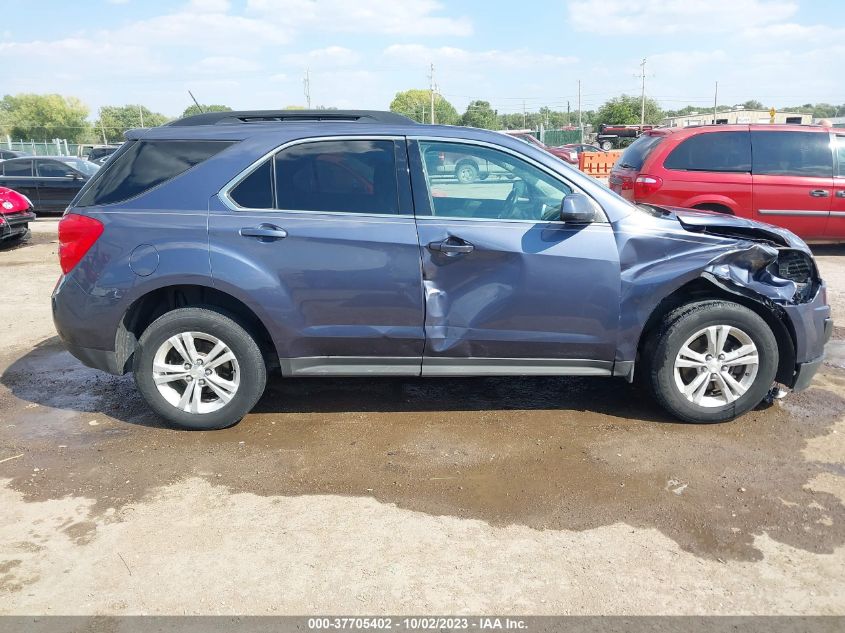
[651,205,810,252]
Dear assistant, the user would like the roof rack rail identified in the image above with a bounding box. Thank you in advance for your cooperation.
[166,109,416,127]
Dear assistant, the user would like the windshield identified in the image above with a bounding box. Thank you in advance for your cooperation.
[617,134,665,170]
[64,158,100,176]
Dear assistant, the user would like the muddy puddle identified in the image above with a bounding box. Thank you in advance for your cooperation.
[1,336,844,562]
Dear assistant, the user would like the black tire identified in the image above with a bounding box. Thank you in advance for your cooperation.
[133,307,267,430]
[455,161,479,184]
[644,300,778,423]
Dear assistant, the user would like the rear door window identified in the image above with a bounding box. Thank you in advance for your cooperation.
[76,140,234,206]
[664,131,751,172]
[229,158,274,209]
[617,134,665,170]
[2,160,33,177]
[37,160,76,178]
[751,131,832,177]
[274,140,399,215]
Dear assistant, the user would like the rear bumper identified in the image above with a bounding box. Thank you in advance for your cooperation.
[62,340,122,375]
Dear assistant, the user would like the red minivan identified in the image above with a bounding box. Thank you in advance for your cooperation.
[609,124,845,241]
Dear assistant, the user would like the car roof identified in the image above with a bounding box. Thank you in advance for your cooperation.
[648,123,830,137]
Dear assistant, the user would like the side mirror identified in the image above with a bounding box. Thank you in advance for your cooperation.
[560,193,599,224]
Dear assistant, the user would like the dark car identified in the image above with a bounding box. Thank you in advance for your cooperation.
[0,186,36,244]
[0,156,99,214]
[51,109,831,430]
[87,145,121,162]
[0,149,30,160]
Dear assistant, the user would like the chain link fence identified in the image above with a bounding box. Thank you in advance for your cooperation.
[2,137,81,156]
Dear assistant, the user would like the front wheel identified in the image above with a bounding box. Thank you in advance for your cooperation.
[133,307,267,430]
[646,301,778,423]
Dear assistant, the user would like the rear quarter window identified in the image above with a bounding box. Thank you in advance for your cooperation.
[76,140,234,207]
[617,134,665,170]
[664,131,751,172]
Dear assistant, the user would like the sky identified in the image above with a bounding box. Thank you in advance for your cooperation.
[1,0,843,119]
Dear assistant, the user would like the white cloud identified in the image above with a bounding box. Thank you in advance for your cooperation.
[384,45,577,69]
[192,56,260,74]
[246,0,472,36]
[280,46,361,69]
[742,22,845,41]
[568,0,798,34]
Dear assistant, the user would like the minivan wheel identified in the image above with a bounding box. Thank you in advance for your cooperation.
[646,301,778,423]
[133,307,267,430]
[455,161,479,184]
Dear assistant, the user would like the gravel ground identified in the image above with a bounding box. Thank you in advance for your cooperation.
[0,218,843,615]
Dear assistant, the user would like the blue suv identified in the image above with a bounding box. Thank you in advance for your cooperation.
[52,110,832,429]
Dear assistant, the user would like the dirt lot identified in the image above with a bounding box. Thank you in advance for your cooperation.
[1,219,844,615]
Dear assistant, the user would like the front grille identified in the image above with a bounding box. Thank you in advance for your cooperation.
[777,251,812,283]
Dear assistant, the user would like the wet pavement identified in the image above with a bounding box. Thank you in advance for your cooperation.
[0,220,843,614]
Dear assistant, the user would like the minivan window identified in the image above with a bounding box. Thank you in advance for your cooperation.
[2,159,33,177]
[751,131,832,177]
[617,134,664,170]
[274,140,399,215]
[230,158,274,209]
[76,140,233,207]
[835,135,845,177]
[664,131,751,172]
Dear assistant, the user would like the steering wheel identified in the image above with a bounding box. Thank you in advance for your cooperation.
[501,181,527,219]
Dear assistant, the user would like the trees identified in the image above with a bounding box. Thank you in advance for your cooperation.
[741,100,764,110]
[389,89,459,125]
[593,94,663,128]
[0,94,91,142]
[461,100,498,129]
[93,105,170,143]
[182,104,232,117]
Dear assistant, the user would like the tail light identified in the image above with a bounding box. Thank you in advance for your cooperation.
[58,213,104,274]
[633,174,663,199]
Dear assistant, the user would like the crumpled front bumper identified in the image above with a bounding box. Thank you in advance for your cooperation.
[782,283,833,391]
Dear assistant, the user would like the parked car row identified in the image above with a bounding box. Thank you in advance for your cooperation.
[609,124,845,240]
[0,156,99,214]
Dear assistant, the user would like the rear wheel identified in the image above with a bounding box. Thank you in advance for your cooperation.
[600,140,614,151]
[692,203,733,215]
[133,307,267,430]
[645,301,778,423]
[455,161,479,184]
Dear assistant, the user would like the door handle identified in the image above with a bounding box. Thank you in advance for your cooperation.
[809,189,830,198]
[836,191,845,199]
[428,238,474,254]
[239,224,288,241]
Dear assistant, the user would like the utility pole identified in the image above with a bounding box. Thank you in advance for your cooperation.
[138,104,144,128]
[428,63,436,125]
[638,57,647,127]
[566,100,571,127]
[522,99,526,128]
[98,109,107,144]
[577,79,583,143]
[303,68,311,109]
[713,81,718,124]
